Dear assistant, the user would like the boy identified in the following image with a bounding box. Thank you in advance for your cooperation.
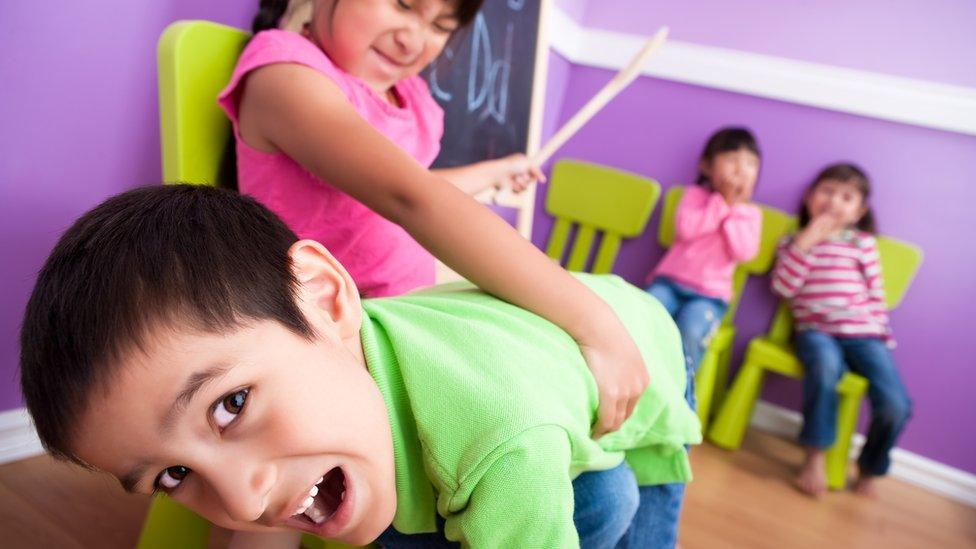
[20,185,701,548]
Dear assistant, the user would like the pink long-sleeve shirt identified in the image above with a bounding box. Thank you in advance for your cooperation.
[649,186,762,302]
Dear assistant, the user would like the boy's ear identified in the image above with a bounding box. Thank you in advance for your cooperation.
[289,240,362,339]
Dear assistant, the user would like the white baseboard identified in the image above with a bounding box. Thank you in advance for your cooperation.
[0,408,44,464]
[2,403,973,507]
[751,400,976,507]
[548,5,976,137]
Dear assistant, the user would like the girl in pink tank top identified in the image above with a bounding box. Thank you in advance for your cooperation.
[221,5,654,545]
[221,0,543,298]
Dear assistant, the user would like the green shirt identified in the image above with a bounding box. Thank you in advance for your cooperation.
[360,274,702,547]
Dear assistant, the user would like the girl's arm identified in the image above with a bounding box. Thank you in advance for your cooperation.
[240,64,647,435]
[433,154,546,195]
[674,188,730,242]
[770,237,811,299]
[857,236,891,327]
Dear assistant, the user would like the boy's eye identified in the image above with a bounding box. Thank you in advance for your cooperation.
[156,465,190,491]
[396,0,412,10]
[213,388,249,430]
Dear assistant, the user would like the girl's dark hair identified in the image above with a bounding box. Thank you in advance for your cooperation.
[696,127,761,186]
[799,162,877,233]
[252,0,486,34]
[253,0,289,33]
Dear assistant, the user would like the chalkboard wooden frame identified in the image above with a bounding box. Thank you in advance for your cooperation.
[431,0,552,282]
[428,0,550,238]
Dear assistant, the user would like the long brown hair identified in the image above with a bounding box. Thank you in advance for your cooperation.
[799,163,877,233]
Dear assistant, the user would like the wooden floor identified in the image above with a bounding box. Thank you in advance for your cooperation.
[1,429,973,548]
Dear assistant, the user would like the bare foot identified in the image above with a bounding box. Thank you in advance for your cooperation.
[854,473,879,498]
[795,448,827,497]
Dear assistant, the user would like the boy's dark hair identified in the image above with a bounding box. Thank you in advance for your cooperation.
[798,162,877,233]
[252,0,486,34]
[20,184,313,465]
[696,127,761,186]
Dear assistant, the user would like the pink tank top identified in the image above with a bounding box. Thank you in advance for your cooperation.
[218,30,443,297]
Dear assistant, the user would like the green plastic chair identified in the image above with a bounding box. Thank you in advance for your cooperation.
[708,235,923,490]
[158,20,248,186]
[656,186,795,428]
[544,160,661,273]
[144,20,355,549]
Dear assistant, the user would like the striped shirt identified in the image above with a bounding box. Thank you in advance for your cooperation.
[771,230,892,343]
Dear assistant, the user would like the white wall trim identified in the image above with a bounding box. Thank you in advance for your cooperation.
[0,408,43,464]
[549,6,976,137]
[752,400,976,508]
[2,402,974,507]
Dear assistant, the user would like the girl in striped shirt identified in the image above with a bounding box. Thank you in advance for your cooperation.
[772,163,912,497]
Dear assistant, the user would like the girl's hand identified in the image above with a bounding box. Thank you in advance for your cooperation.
[490,153,546,193]
[731,180,755,204]
[578,318,650,438]
[717,179,754,205]
[432,154,545,195]
[794,213,841,251]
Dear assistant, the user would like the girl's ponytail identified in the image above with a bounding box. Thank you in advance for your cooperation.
[252,0,289,34]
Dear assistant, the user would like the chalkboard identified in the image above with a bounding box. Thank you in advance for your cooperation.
[423,0,546,169]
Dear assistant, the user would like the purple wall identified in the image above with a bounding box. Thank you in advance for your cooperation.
[581,0,976,88]
[2,0,974,476]
[532,63,976,473]
[554,0,588,23]
[0,1,254,412]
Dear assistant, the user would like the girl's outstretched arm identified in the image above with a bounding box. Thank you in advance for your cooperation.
[240,64,647,435]
[433,153,546,195]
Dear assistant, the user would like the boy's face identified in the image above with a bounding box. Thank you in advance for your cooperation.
[71,242,396,545]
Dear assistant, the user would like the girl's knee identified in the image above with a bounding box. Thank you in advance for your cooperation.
[876,394,913,426]
[804,358,844,389]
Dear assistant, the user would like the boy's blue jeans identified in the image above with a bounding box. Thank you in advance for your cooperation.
[376,459,683,548]
[794,330,913,476]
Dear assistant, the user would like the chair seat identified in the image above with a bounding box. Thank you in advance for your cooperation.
[745,337,869,395]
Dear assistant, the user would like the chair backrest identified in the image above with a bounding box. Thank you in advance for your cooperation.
[544,160,661,273]
[657,186,795,326]
[766,234,924,345]
[158,21,250,185]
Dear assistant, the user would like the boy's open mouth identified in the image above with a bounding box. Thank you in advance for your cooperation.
[291,466,347,525]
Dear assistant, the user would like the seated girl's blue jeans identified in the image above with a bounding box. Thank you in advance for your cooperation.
[376,459,684,548]
[645,276,728,408]
[794,330,913,476]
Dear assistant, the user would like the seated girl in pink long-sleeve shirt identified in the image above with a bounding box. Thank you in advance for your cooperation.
[645,127,763,408]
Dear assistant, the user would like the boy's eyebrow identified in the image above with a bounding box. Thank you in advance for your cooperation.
[120,464,149,493]
[161,363,233,434]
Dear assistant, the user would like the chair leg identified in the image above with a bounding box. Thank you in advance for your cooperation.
[708,356,766,450]
[826,376,867,490]
[137,495,211,549]
[712,344,733,414]
[695,347,718,429]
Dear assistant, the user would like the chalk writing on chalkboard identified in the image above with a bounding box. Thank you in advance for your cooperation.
[424,0,541,169]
